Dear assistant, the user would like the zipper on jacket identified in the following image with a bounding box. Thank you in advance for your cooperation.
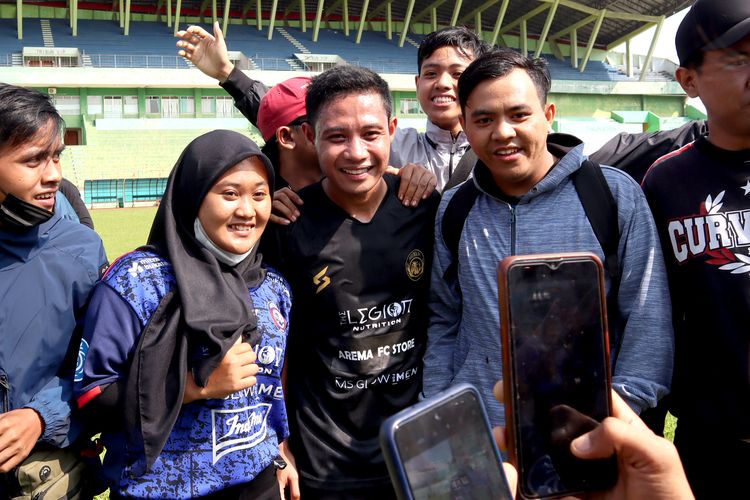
[0,372,9,414]
[509,205,517,255]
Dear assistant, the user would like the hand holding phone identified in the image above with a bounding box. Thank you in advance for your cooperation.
[498,253,618,499]
[380,383,514,500]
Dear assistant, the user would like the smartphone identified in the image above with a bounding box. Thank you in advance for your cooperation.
[380,383,514,500]
[498,252,617,499]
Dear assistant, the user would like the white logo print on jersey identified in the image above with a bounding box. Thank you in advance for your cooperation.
[211,403,272,463]
[667,190,750,273]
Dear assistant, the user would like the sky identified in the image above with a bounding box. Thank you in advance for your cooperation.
[612,7,689,63]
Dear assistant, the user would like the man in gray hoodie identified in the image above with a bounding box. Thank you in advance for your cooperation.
[422,49,673,427]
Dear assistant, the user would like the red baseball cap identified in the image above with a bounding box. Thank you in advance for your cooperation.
[257,76,311,142]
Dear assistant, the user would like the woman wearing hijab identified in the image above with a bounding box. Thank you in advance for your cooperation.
[74,130,296,499]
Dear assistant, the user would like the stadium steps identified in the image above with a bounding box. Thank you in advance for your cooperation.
[65,147,85,187]
[285,57,305,70]
[404,36,420,49]
[276,27,309,54]
[11,53,23,66]
[41,20,54,47]
[81,53,93,67]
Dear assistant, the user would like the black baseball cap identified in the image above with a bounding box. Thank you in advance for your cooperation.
[675,0,750,67]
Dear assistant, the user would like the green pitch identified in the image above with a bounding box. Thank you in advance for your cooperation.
[91,207,158,261]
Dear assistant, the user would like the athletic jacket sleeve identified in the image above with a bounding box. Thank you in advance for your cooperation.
[24,374,74,446]
[75,283,143,406]
[603,167,674,414]
[422,190,463,397]
[220,67,269,126]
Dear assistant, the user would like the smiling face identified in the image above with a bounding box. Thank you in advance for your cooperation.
[197,157,272,255]
[305,91,396,206]
[676,35,750,150]
[0,119,63,212]
[416,46,474,136]
[460,69,556,196]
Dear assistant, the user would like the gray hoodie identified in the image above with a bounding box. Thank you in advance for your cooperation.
[422,135,674,426]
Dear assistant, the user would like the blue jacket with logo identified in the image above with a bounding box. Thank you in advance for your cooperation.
[75,250,291,498]
[0,214,106,446]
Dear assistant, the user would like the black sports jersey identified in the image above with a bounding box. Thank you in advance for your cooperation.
[268,174,439,491]
[642,136,750,439]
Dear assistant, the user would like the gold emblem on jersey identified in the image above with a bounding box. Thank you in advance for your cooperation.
[406,249,425,281]
[313,266,331,294]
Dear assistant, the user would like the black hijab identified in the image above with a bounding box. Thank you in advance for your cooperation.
[124,130,275,472]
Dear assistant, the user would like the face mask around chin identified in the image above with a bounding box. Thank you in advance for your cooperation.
[0,194,54,231]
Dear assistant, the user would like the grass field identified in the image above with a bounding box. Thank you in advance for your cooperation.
[91,207,158,260]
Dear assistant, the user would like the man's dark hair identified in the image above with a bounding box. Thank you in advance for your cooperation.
[306,65,392,129]
[417,26,492,73]
[458,49,552,112]
[0,83,63,151]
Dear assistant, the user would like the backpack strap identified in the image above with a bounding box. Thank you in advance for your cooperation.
[571,160,620,280]
[444,148,477,191]
[440,181,480,285]
[571,160,624,366]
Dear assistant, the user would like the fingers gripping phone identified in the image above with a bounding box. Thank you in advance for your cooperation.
[498,253,618,499]
[380,383,514,500]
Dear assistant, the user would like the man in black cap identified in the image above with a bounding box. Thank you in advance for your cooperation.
[641,1,750,497]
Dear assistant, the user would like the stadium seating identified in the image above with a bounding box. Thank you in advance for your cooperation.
[0,18,44,66]
[0,17,673,81]
[49,19,191,68]
[280,26,417,74]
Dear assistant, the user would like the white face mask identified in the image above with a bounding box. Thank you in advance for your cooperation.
[193,218,254,266]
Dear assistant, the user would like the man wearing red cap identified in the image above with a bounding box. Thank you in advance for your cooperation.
[641,1,750,497]
[255,77,321,194]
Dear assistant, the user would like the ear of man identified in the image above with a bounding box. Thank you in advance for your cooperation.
[675,67,700,98]
[276,126,296,150]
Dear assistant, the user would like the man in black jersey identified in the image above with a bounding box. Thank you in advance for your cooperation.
[640,1,750,498]
[264,65,439,499]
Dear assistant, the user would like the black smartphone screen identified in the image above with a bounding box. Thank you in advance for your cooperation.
[507,259,617,498]
[395,390,512,500]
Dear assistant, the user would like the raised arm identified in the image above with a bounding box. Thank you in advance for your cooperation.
[176,21,269,125]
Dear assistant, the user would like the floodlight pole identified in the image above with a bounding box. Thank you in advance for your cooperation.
[534,0,559,58]
[490,0,510,47]
[313,0,324,41]
[16,0,22,40]
[399,0,415,47]
[268,0,278,39]
[174,0,182,35]
[124,0,131,35]
[580,8,605,72]
[386,1,392,40]
[222,0,231,36]
[343,0,349,36]
[450,0,462,27]
[640,16,664,82]
[355,0,369,44]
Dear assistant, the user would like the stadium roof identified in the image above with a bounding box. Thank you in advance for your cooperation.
[10,0,693,51]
